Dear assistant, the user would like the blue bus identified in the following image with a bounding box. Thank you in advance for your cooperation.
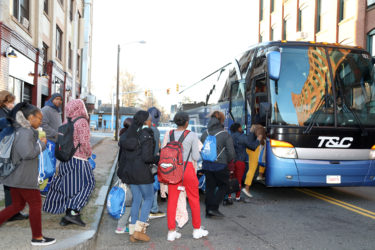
[179,41,375,187]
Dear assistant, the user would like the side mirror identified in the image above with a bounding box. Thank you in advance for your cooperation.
[259,102,272,124]
[267,51,281,81]
[372,57,375,65]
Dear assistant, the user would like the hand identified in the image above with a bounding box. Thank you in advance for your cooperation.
[40,137,47,145]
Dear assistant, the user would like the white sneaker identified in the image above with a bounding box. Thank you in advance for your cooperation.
[115,227,129,234]
[241,188,253,198]
[167,230,182,241]
[193,227,209,239]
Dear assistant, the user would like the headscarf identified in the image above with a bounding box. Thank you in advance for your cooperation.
[65,99,89,121]
[45,93,63,112]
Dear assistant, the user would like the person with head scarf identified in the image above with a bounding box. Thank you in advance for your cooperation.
[43,99,95,227]
[117,110,159,242]
[147,107,166,220]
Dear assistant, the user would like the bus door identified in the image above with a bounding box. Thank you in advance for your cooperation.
[229,79,246,126]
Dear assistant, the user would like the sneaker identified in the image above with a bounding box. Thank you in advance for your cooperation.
[149,211,166,219]
[167,230,181,241]
[31,236,56,246]
[193,227,209,239]
[236,196,251,203]
[256,176,265,181]
[115,227,129,234]
[241,188,253,198]
[40,191,48,198]
[64,213,86,227]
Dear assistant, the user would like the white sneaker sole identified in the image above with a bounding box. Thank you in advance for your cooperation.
[31,239,56,246]
[167,233,181,241]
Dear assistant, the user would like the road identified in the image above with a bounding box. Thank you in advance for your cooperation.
[95,181,375,250]
[91,131,113,148]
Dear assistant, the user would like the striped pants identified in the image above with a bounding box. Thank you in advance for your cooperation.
[43,157,95,214]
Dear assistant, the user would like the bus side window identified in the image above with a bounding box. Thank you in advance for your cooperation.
[251,77,267,124]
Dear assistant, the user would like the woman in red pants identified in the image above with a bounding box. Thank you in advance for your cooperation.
[164,112,208,242]
[227,122,261,202]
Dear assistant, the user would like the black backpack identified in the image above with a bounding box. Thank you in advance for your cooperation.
[55,116,86,162]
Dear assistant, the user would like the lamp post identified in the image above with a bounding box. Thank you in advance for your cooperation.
[115,40,146,141]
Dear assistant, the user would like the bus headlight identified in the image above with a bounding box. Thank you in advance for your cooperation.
[270,139,297,159]
[369,150,375,160]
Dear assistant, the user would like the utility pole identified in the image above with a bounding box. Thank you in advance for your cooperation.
[115,45,120,141]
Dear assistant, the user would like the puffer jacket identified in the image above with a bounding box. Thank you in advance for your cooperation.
[1,111,46,189]
[117,127,158,185]
[200,117,235,167]
[231,131,260,162]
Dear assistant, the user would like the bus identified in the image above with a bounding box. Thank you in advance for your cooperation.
[179,41,375,187]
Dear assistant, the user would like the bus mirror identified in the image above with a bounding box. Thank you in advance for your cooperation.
[259,102,271,124]
[372,57,375,65]
[267,51,281,81]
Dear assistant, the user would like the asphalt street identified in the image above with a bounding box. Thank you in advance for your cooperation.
[95,182,375,250]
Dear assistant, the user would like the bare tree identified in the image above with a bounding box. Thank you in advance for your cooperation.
[120,71,140,107]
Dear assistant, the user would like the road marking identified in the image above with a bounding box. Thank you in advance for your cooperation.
[297,188,375,220]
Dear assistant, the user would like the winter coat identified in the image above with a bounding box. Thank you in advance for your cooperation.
[1,111,46,189]
[117,127,158,185]
[231,131,260,162]
[65,99,92,159]
[200,117,235,171]
[0,107,10,118]
[41,105,62,142]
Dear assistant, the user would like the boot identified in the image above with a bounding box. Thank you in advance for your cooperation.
[133,220,150,242]
[129,224,138,243]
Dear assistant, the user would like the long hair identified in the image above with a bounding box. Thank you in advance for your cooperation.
[119,118,133,136]
[0,90,15,108]
[211,111,225,124]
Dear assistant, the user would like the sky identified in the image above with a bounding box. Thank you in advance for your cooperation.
[91,0,259,111]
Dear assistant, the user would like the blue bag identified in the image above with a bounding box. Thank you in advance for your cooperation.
[258,145,266,167]
[38,146,55,183]
[198,174,206,192]
[89,154,96,170]
[107,181,126,219]
[201,130,225,162]
[153,175,160,192]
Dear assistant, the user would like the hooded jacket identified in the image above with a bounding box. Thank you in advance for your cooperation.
[1,111,46,189]
[117,111,158,185]
[231,131,260,162]
[65,99,92,160]
[41,93,63,142]
[200,117,235,170]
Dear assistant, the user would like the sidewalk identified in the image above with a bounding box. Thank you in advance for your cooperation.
[0,137,118,250]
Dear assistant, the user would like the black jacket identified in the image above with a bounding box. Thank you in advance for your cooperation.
[117,127,158,185]
[200,117,235,165]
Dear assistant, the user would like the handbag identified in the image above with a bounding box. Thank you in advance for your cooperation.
[38,142,55,184]
[226,178,240,194]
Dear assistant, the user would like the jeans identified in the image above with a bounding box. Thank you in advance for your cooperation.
[150,191,159,213]
[130,184,154,224]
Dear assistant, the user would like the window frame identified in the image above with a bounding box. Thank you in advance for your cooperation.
[12,0,30,26]
[43,0,49,15]
[56,26,63,61]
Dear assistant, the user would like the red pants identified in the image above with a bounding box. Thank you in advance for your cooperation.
[167,162,201,230]
[229,161,246,198]
[0,187,42,238]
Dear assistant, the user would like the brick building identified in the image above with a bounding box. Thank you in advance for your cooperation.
[0,0,94,111]
[257,0,375,56]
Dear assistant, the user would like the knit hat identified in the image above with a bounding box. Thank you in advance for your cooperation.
[147,107,161,126]
[173,111,189,126]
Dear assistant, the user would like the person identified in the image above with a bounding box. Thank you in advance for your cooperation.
[43,99,95,227]
[0,103,56,246]
[0,91,29,222]
[147,107,166,219]
[227,122,260,203]
[200,111,235,218]
[242,124,266,198]
[165,111,208,241]
[115,117,133,234]
[117,110,158,242]
[40,93,63,195]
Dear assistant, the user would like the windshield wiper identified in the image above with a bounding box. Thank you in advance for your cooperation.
[303,94,329,134]
[341,103,368,136]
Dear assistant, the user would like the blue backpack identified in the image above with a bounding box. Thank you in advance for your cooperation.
[201,130,225,162]
[0,117,16,178]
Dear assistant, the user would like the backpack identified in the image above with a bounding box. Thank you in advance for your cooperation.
[107,181,126,219]
[55,116,86,162]
[201,130,225,162]
[0,128,16,177]
[157,130,191,184]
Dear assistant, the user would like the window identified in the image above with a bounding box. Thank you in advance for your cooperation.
[339,0,351,22]
[260,33,264,42]
[58,0,64,6]
[13,0,29,27]
[316,0,321,32]
[70,0,74,21]
[271,0,275,12]
[260,0,264,21]
[283,19,288,40]
[271,27,275,41]
[298,9,302,32]
[368,0,375,7]
[56,26,63,61]
[42,43,48,74]
[68,42,72,70]
[77,54,80,77]
[43,0,48,15]
[368,29,375,56]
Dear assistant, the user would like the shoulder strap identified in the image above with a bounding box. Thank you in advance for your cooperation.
[178,130,190,143]
[72,116,86,123]
[169,130,175,142]
[214,130,225,137]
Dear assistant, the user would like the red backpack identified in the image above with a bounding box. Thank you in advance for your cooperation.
[158,130,191,184]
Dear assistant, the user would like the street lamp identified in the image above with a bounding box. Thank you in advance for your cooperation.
[115,40,146,141]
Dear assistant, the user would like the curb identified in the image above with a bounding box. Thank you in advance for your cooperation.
[46,151,119,250]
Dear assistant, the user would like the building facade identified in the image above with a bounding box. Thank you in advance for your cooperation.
[0,0,94,111]
[258,0,375,56]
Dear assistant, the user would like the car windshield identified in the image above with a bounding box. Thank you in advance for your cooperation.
[269,46,375,127]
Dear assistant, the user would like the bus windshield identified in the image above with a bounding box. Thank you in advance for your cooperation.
[269,46,375,128]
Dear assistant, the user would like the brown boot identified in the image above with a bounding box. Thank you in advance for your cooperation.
[133,220,150,242]
[129,224,138,242]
